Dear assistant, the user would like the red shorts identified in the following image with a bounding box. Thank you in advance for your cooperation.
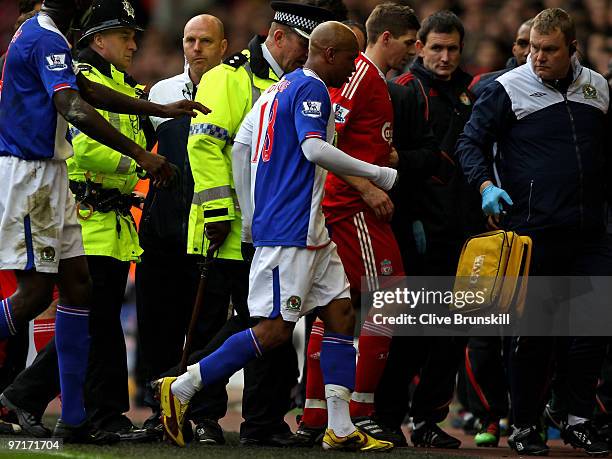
[0,270,17,299]
[328,210,405,292]
[0,271,58,301]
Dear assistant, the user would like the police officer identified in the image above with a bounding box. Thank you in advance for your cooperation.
[136,14,231,444]
[0,0,157,440]
[68,0,149,434]
[184,1,335,445]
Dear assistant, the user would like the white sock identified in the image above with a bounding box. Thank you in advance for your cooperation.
[325,384,356,437]
[170,363,203,404]
[568,414,589,426]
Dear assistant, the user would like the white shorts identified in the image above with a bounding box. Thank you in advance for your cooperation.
[0,156,84,274]
[248,242,351,322]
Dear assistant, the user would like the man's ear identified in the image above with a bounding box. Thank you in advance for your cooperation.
[380,30,392,45]
[325,47,335,64]
[415,39,424,56]
[273,28,285,49]
[92,33,104,50]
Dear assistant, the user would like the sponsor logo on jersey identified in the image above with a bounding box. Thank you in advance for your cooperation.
[286,295,302,311]
[380,259,393,275]
[333,104,350,124]
[381,121,393,144]
[46,53,68,71]
[529,92,547,97]
[302,101,322,118]
[582,83,597,100]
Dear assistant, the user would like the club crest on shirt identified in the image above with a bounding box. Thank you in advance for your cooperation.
[302,101,322,118]
[46,53,67,71]
[40,246,56,263]
[334,103,350,124]
[286,296,302,311]
[380,259,393,275]
[582,84,597,100]
[459,92,472,106]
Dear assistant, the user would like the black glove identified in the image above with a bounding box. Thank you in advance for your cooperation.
[241,242,255,264]
[204,221,231,254]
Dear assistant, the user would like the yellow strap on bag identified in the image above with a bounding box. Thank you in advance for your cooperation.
[453,230,532,316]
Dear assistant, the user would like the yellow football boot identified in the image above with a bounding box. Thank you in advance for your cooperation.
[153,377,189,447]
[322,428,394,452]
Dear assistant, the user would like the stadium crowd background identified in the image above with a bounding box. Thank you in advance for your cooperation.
[2,0,611,87]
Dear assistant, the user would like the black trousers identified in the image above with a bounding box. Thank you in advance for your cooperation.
[137,250,298,437]
[595,344,612,418]
[463,337,510,421]
[375,233,467,428]
[375,336,466,429]
[509,232,612,426]
[0,327,29,394]
[3,256,130,428]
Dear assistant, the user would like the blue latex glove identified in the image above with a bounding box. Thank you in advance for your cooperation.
[481,184,513,216]
[412,220,426,255]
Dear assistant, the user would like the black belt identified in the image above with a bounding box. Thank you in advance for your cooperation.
[69,180,143,217]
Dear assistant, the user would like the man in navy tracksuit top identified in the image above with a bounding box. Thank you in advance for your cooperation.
[457,8,611,457]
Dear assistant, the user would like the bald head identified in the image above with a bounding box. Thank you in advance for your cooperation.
[184,14,224,38]
[305,21,359,89]
[183,14,227,84]
[309,21,358,57]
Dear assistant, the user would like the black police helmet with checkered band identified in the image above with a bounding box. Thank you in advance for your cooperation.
[77,0,143,44]
[271,1,337,39]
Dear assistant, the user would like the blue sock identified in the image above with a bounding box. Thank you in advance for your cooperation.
[320,332,356,390]
[0,298,17,338]
[55,304,90,426]
[199,328,262,387]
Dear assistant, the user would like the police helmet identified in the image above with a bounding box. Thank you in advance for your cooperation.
[78,0,143,44]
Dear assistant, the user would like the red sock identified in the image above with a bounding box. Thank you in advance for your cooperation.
[350,320,393,418]
[33,318,55,352]
[302,322,327,427]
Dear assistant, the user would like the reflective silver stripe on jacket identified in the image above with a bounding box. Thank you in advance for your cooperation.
[115,155,132,174]
[192,185,233,204]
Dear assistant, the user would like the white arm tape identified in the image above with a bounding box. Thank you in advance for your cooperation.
[301,137,397,190]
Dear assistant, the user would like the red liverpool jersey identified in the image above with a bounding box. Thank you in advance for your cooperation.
[323,53,394,223]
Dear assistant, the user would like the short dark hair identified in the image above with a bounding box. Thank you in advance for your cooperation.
[417,10,464,45]
[532,8,575,45]
[365,2,420,45]
[18,0,41,14]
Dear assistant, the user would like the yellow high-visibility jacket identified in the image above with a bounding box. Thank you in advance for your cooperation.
[187,36,280,259]
[67,49,147,261]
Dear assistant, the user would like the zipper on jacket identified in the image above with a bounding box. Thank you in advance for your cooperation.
[563,94,584,229]
[527,179,533,222]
